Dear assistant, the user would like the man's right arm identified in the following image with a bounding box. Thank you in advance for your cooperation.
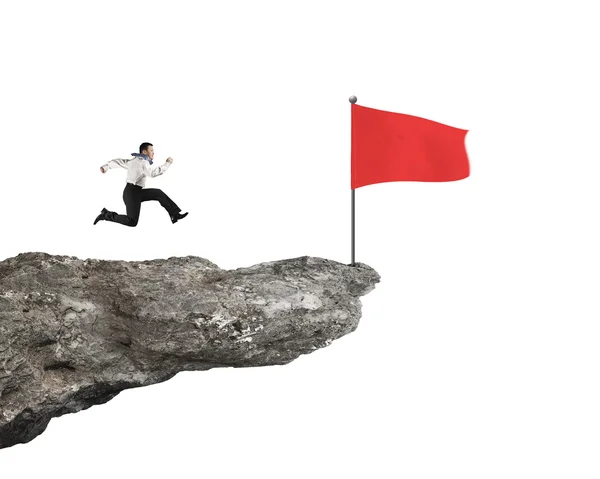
[101,158,131,173]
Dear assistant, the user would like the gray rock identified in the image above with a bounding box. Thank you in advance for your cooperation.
[0,252,379,449]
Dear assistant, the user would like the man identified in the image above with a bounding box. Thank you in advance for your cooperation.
[94,142,188,227]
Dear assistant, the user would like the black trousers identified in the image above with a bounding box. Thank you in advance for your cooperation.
[104,183,181,227]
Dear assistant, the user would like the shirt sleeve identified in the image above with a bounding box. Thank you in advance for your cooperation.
[103,158,131,170]
[143,160,172,178]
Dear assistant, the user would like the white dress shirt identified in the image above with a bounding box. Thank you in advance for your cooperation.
[102,157,171,188]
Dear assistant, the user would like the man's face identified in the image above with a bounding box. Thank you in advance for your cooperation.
[142,145,155,161]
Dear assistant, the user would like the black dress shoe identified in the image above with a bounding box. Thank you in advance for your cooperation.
[171,212,188,224]
[94,208,108,225]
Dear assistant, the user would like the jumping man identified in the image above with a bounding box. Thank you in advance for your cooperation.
[94,142,188,226]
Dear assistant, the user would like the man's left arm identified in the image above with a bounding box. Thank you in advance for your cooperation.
[144,158,173,178]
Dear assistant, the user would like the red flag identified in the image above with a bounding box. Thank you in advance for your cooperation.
[351,104,470,189]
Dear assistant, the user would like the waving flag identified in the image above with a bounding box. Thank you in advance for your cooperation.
[351,104,470,189]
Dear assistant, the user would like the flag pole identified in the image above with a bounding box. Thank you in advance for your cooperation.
[349,95,357,266]
[351,188,355,266]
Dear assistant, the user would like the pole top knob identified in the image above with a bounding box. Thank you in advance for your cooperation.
[349,95,357,104]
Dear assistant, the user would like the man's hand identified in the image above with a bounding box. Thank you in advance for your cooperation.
[100,166,106,173]
[166,157,173,164]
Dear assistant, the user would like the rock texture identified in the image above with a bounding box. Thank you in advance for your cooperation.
[0,252,379,449]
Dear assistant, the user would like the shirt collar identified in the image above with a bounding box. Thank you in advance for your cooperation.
[131,152,153,165]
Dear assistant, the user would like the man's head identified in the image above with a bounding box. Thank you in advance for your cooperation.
[139,142,154,161]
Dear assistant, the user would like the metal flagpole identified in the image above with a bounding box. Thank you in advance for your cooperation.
[349,95,357,266]
[351,188,355,266]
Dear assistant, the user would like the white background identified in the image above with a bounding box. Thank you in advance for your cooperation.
[1,1,599,477]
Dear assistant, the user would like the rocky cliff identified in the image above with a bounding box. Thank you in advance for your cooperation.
[0,252,379,448]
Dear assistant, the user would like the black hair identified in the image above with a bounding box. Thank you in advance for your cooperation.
[139,142,153,154]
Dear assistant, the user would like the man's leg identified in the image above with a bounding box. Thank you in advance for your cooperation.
[141,188,181,218]
[103,184,142,227]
